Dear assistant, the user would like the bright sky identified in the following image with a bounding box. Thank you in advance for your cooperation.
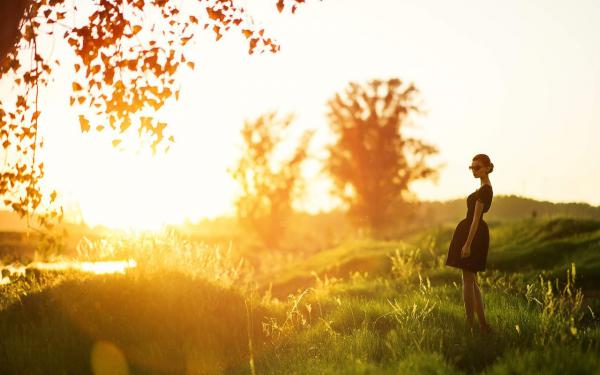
[4,0,600,229]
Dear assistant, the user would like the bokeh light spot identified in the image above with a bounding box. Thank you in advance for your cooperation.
[91,340,130,375]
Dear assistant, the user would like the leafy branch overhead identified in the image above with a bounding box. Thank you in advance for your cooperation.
[0,0,312,227]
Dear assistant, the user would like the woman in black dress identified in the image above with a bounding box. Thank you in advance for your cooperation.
[445,154,494,333]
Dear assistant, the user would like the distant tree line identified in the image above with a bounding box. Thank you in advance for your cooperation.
[414,195,600,226]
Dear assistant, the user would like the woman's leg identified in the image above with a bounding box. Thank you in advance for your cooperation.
[473,277,490,329]
[462,270,476,328]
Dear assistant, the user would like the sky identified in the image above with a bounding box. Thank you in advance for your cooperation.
[3,0,600,229]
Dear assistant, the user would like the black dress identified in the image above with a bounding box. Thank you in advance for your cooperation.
[445,184,493,273]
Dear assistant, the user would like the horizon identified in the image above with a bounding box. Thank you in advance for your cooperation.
[2,191,599,232]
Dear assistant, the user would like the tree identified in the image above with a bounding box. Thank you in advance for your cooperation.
[325,78,439,234]
[0,0,314,228]
[230,112,313,248]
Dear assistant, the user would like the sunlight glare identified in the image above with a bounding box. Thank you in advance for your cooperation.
[28,259,137,275]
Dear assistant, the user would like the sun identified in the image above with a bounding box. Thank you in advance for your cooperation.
[42,129,236,231]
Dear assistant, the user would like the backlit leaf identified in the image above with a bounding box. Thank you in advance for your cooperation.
[79,115,90,132]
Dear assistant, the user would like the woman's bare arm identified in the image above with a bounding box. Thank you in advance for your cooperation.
[465,200,484,248]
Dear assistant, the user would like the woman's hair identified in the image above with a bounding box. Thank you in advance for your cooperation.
[473,153,494,173]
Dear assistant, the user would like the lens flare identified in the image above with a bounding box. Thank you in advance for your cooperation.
[91,340,130,375]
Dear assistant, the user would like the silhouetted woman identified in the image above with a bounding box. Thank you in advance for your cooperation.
[445,154,494,333]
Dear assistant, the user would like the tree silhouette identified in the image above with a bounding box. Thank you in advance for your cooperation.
[230,112,313,248]
[325,78,439,234]
[0,0,313,228]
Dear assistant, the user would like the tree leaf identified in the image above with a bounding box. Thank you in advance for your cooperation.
[79,115,90,132]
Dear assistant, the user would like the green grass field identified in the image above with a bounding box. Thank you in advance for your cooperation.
[1,217,600,374]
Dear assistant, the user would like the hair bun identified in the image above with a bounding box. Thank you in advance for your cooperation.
[473,154,493,173]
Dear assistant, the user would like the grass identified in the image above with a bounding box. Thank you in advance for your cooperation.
[1,216,600,374]
[0,270,269,375]
[261,217,600,297]
[249,270,599,374]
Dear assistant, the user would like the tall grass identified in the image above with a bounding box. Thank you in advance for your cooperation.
[1,218,600,374]
[251,261,599,374]
[0,232,267,375]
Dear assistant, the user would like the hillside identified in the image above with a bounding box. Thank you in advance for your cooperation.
[2,194,600,234]
[1,216,599,374]
[414,194,600,225]
[260,217,600,297]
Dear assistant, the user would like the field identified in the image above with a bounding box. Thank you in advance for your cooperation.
[1,216,600,374]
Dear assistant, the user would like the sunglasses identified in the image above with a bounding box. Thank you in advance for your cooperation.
[469,165,483,171]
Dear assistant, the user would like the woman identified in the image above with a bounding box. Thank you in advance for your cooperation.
[445,154,494,333]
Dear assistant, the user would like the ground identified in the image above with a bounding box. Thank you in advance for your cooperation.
[1,216,599,374]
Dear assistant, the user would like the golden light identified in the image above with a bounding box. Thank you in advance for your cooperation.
[38,122,239,230]
[27,260,137,275]
[90,341,130,375]
[20,0,600,232]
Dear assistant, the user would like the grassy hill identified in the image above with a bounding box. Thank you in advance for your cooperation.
[1,216,599,374]
[260,217,600,297]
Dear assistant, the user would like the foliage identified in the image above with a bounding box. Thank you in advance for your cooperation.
[325,78,439,233]
[262,287,315,345]
[74,229,252,287]
[0,0,312,228]
[388,243,422,282]
[230,111,313,248]
[531,263,586,345]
